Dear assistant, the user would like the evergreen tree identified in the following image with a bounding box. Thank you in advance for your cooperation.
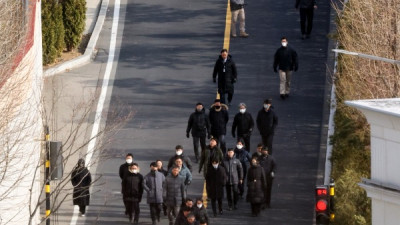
[62,0,86,51]
[42,0,64,65]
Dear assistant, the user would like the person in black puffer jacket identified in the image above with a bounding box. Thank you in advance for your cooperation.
[256,99,278,154]
[246,157,266,217]
[232,102,254,151]
[212,49,237,105]
[122,163,144,224]
[273,37,298,99]
[186,102,211,162]
[209,99,229,153]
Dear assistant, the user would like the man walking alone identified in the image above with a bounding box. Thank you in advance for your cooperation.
[230,0,249,38]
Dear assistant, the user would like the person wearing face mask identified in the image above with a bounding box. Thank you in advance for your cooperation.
[122,163,144,224]
[186,102,211,163]
[193,198,209,224]
[273,37,299,100]
[258,147,276,209]
[246,157,266,217]
[71,159,92,217]
[119,153,134,215]
[222,148,243,210]
[168,158,192,189]
[256,99,278,154]
[232,102,254,151]
[143,162,166,225]
[212,49,238,105]
[209,98,229,154]
[168,145,193,172]
[199,137,224,178]
[206,159,227,217]
[234,141,252,197]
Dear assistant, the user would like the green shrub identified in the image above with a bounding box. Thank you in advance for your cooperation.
[62,0,86,51]
[42,0,65,65]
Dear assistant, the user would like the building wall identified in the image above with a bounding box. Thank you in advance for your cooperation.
[0,0,43,224]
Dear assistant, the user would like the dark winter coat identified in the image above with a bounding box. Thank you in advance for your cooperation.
[213,55,237,93]
[221,155,243,185]
[119,162,130,180]
[232,111,254,137]
[122,171,144,202]
[295,0,316,8]
[259,154,277,178]
[186,108,210,137]
[246,165,266,204]
[71,163,92,206]
[163,174,186,207]
[273,46,298,71]
[194,205,209,224]
[235,148,251,175]
[256,107,278,136]
[168,165,192,185]
[168,154,193,172]
[206,165,227,199]
[143,171,165,204]
[158,167,168,177]
[230,0,244,11]
[209,104,229,137]
[184,221,199,225]
[199,145,224,177]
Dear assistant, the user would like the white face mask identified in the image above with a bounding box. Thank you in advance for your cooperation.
[176,150,183,156]
[197,204,203,208]
[239,108,246,114]
[126,159,133,164]
[264,104,270,110]
[282,42,287,47]
[132,169,138,174]
[212,164,218,169]
[236,145,243,149]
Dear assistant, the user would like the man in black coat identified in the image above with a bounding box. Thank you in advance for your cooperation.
[119,153,134,215]
[258,147,276,209]
[206,159,227,217]
[213,49,237,105]
[256,99,278,154]
[232,102,254,151]
[71,159,92,216]
[209,99,229,153]
[273,37,298,100]
[186,102,211,162]
[122,163,144,223]
[295,0,318,39]
[167,145,193,172]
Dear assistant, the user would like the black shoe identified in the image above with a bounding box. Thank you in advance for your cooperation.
[213,212,217,217]
[284,94,289,98]
[306,34,310,39]
[152,221,157,225]
[301,34,306,40]
[219,210,223,215]
[233,205,238,210]
[157,215,160,222]
[228,207,233,211]
[280,94,285,100]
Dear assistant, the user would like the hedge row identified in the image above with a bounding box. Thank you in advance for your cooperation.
[42,0,86,65]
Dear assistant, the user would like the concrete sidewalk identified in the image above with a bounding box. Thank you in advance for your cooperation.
[84,0,102,35]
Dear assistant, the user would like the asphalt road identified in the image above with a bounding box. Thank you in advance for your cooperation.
[56,0,333,224]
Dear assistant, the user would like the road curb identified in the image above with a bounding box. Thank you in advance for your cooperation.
[44,0,109,77]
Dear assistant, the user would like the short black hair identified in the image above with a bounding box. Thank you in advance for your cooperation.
[171,165,180,170]
[196,198,203,202]
[185,198,193,203]
[131,162,139,167]
[227,148,234,152]
[182,206,192,212]
[150,162,157,167]
[257,143,263,148]
[199,219,207,225]
[175,145,183,150]
[126,153,133,158]
[281,36,287,41]
[187,213,196,218]
[264,98,272,104]
[220,48,228,53]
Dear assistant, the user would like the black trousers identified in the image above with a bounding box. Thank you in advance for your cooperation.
[193,136,206,158]
[261,133,274,154]
[251,203,262,216]
[79,205,86,214]
[125,200,140,222]
[300,7,314,35]
[149,203,162,222]
[211,198,222,214]
[219,89,234,104]
[265,177,274,206]
[226,184,239,207]
[237,134,251,152]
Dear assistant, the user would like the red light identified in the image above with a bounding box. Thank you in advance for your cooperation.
[316,200,328,211]
[317,189,327,196]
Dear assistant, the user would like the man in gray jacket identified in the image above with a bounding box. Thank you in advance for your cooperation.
[230,0,249,37]
[222,148,243,210]
[144,162,166,225]
[164,166,186,225]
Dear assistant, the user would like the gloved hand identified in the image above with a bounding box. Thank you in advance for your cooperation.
[233,78,237,83]
[274,68,278,73]
[186,133,190,138]
[294,67,298,72]
[186,180,191,185]
[213,78,216,83]
[232,132,236,138]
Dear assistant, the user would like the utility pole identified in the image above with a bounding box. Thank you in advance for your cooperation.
[44,125,50,225]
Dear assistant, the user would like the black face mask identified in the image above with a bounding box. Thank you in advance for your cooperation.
[215,106,221,110]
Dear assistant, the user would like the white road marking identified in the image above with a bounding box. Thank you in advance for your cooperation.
[70,0,120,224]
